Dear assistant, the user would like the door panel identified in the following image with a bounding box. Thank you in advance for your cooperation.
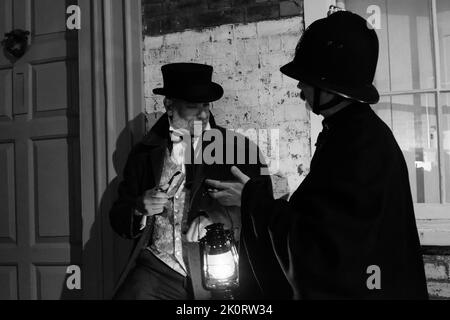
[34,61,69,112]
[0,266,18,300]
[0,142,16,243]
[35,265,72,300]
[0,69,13,119]
[0,0,80,300]
[33,0,67,36]
[34,138,71,240]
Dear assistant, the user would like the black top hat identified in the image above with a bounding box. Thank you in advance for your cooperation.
[280,11,379,104]
[153,63,224,103]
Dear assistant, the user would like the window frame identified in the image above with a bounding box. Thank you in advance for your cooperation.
[305,0,450,245]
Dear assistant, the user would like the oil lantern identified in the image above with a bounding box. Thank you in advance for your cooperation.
[200,223,239,299]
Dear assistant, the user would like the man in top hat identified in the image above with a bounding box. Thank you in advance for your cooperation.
[109,63,290,299]
[206,11,429,299]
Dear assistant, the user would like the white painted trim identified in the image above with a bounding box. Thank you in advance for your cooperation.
[415,204,450,220]
[417,220,450,246]
[416,205,450,245]
[78,0,145,299]
[78,0,103,299]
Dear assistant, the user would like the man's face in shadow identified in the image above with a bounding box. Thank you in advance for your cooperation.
[164,98,211,136]
[297,81,336,114]
[297,81,315,112]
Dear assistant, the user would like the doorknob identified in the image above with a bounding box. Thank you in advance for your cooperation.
[1,29,30,59]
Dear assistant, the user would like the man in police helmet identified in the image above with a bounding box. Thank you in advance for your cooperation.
[205,11,429,299]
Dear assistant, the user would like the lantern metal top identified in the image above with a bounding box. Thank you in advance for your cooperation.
[200,223,233,249]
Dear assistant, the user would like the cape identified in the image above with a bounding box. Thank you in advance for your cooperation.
[242,103,429,299]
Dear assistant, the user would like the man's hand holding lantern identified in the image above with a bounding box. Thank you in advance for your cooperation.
[186,216,213,242]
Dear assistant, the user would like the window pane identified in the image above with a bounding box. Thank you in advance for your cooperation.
[345,0,436,92]
[442,93,450,203]
[344,0,391,92]
[387,0,435,91]
[373,94,440,203]
[437,0,450,90]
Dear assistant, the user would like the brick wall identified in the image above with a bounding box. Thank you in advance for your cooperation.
[142,0,450,300]
[423,247,450,299]
[143,0,303,36]
[143,17,308,198]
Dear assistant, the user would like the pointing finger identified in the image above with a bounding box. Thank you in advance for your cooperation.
[205,179,227,189]
[231,166,250,184]
[208,190,228,199]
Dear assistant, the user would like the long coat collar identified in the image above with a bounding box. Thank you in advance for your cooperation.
[322,102,371,130]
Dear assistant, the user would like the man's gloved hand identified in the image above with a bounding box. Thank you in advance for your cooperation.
[205,166,250,207]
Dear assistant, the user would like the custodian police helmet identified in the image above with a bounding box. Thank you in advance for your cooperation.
[280,10,380,112]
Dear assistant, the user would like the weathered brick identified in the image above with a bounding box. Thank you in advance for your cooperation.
[284,103,306,120]
[143,17,162,36]
[236,89,260,106]
[175,0,208,10]
[272,173,291,199]
[233,23,257,39]
[144,17,309,196]
[197,8,245,27]
[260,52,286,68]
[280,0,300,17]
[236,40,259,66]
[425,262,449,280]
[208,0,232,10]
[210,24,234,42]
[144,0,303,37]
[211,41,236,60]
[282,34,301,53]
[142,0,165,4]
[232,0,255,6]
[246,4,279,23]
[144,34,164,50]
[257,16,301,36]
[172,14,203,32]
[427,281,450,299]
[143,3,166,17]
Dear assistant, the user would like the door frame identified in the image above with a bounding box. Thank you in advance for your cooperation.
[78,0,145,299]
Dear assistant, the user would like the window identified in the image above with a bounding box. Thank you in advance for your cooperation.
[341,0,450,224]
[303,0,450,244]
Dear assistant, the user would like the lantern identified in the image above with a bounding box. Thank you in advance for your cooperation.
[200,223,239,299]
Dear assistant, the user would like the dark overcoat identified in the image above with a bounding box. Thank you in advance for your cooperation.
[109,113,291,299]
[241,103,429,299]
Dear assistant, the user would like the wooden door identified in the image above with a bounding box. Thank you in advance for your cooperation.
[0,0,81,300]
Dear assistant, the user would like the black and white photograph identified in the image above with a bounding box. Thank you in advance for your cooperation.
[0,0,449,304]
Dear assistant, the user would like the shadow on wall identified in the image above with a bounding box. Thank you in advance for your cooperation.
[59,113,148,300]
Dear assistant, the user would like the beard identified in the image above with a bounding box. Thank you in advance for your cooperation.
[170,115,208,137]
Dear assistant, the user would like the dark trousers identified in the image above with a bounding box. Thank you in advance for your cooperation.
[113,249,193,300]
